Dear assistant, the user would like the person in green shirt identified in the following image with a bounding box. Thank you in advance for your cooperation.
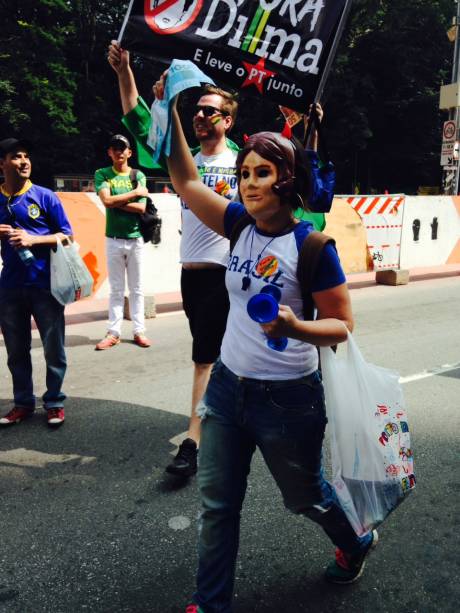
[94,134,152,350]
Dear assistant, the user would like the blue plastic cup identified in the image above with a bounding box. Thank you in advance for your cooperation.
[247,292,279,324]
[247,287,288,352]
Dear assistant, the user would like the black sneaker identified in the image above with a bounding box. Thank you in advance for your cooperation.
[166,438,198,477]
[325,530,378,584]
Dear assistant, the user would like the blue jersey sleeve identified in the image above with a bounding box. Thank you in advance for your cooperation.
[223,201,246,238]
[311,243,346,292]
[306,150,335,213]
[45,191,73,235]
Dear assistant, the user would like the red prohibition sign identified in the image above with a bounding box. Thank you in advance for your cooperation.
[443,120,456,140]
[144,0,203,35]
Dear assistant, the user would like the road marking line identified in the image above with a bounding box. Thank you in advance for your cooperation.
[0,448,96,467]
[168,430,188,455]
[400,362,460,384]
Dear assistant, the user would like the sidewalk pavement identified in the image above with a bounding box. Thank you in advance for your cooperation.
[63,263,460,325]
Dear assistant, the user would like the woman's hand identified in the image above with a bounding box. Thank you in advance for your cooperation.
[260,304,299,339]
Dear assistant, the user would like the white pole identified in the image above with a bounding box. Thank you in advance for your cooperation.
[453,1,460,194]
[117,0,136,45]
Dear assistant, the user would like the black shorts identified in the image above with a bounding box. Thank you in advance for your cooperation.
[181,267,230,364]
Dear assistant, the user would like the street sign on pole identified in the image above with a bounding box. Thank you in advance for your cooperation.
[441,120,457,165]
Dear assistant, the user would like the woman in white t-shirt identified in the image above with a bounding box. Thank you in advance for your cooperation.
[166,103,377,613]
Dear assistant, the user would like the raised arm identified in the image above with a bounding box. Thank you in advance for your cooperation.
[165,100,229,237]
[108,41,139,115]
[304,102,323,151]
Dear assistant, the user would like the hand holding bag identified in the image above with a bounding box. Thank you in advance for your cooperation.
[320,333,415,536]
[50,238,94,305]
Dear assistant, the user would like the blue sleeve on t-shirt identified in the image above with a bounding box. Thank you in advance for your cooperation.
[223,201,246,238]
[306,150,335,213]
[311,243,346,292]
[43,190,73,235]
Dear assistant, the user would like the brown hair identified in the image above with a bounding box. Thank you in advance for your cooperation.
[202,84,238,124]
[236,132,311,210]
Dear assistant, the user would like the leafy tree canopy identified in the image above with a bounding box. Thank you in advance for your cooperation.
[0,0,455,193]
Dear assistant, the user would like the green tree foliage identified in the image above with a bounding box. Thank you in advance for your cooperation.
[0,0,78,182]
[0,0,456,193]
[325,0,453,193]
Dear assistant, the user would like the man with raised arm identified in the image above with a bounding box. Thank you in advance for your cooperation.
[108,42,239,478]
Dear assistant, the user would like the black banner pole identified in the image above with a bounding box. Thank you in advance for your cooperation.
[304,0,354,147]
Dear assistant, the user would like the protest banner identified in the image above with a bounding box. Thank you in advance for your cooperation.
[119,0,350,112]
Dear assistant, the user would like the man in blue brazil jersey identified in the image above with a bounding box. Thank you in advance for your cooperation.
[0,138,73,428]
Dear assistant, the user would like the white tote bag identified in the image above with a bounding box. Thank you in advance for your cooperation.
[50,239,94,306]
[320,333,415,536]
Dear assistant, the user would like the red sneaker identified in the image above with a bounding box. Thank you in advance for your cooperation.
[133,333,152,348]
[185,605,204,613]
[47,408,65,427]
[95,334,120,350]
[325,530,379,584]
[0,407,34,426]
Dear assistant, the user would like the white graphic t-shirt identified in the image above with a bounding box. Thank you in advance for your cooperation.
[180,148,238,265]
[221,202,346,380]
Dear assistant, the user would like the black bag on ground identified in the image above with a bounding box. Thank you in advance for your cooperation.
[129,169,162,244]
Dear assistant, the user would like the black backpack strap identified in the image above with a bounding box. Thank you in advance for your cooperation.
[229,212,254,252]
[129,168,138,189]
[297,230,336,321]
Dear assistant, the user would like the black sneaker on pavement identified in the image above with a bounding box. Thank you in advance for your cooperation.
[166,438,198,477]
[325,529,379,584]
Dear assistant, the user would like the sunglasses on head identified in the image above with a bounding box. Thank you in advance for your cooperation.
[194,105,229,118]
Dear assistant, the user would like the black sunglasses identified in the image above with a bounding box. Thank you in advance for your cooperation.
[194,105,229,118]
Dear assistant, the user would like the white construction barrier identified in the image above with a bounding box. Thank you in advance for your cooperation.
[399,196,460,268]
[1,193,459,298]
[344,195,405,270]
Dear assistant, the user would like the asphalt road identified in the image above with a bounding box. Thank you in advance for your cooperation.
[0,276,459,613]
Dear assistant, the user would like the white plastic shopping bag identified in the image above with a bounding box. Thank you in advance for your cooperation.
[50,239,94,305]
[320,333,415,536]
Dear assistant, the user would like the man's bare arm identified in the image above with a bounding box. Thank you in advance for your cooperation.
[108,40,139,114]
[98,185,148,209]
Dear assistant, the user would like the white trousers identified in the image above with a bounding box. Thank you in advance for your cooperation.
[106,237,145,336]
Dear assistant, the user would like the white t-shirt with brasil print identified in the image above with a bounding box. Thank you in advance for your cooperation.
[180,148,238,265]
[221,203,346,380]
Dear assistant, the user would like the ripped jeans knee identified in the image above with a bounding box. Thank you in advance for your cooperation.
[196,400,213,420]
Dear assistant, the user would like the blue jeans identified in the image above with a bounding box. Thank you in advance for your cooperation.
[0,287,67,410]
[194,360,371,613]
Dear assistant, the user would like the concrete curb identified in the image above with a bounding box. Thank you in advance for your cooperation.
[61,264,460,326]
